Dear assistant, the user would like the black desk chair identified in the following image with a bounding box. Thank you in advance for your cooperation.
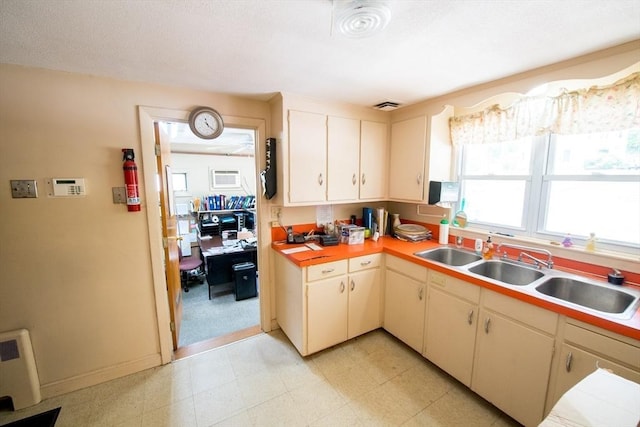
[179,253,204,292]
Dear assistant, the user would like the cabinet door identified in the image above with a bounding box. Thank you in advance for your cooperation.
[348,268,381,339]
[389,116,427,201]
[288,110,327,203]
[552,343,640,406]
[359,120,387,200]
[327,116,360,201]
[384,269,426,352]
[424,287,478,387]
[472,309,555,427]
[306,276,348,354]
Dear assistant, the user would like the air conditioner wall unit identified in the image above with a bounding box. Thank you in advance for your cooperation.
[211,170,240,189]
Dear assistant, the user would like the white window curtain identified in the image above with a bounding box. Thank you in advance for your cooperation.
[449,72,640,145]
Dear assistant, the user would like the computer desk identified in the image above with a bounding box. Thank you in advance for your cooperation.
[199,236,258,299]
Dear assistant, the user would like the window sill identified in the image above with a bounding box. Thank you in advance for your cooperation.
[449,226,640,275]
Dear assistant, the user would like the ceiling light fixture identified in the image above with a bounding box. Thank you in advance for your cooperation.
[333,0,391,38]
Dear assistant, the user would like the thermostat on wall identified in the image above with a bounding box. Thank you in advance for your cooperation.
[49,178,87,197]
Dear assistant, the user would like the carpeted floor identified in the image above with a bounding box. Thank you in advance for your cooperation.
[178,278,260,347]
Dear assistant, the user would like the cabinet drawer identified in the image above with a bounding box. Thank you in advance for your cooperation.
[349,253,382,273]
[429,271,480,303]
[564,323,640,369]
[386,255,427,282]
[483,289,558,335]
[306,260,348,282]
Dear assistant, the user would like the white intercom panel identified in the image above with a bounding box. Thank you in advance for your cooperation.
[49,178,87,197]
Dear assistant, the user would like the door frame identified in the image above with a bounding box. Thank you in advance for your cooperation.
[138,106,269,364]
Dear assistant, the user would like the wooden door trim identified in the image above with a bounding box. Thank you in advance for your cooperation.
[138,106,269,364]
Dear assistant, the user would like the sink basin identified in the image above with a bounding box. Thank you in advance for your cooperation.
[468,260,545,286]
[535,277,640,315]
[414,247,482,266]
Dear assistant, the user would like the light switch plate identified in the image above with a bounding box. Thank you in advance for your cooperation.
[10,180,38,198]
[112,187,126,204]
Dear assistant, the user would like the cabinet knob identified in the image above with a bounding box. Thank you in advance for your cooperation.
[467,310,474,325]
[352,174,357,186]
[565,351,573,372]
[321,268,335,274]
[484,317,491,334]
[360,260,371,266]
[418,287,424,300]
[361,173,366,185]
[417,173,422,185]
[318,173,324,186]
[350,280,355,291]
[340,281,345,293]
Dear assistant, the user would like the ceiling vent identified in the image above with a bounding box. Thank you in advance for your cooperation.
[373,101,400,111]
[333,0,392,38]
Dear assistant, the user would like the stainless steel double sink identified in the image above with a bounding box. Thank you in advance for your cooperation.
[414,247,640,320]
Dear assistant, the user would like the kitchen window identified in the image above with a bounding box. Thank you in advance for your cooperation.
[172,172,188,192]
[452,71,640,253]
[457,129,640,252]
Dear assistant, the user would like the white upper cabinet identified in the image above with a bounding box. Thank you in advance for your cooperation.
[359,120,388,200]
[389,107,453,203]
[389,116,427,201]
[288,110,327,204]
[327,116,360,201]
[273,94,389,206]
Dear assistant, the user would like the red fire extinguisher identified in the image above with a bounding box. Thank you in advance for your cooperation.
[122,148,141,212]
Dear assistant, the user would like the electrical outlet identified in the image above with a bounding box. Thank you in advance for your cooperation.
[270,206,281,220]
[10,180,38,198]
[270,221,280,228]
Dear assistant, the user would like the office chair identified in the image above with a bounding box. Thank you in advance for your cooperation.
[179,253,204,292]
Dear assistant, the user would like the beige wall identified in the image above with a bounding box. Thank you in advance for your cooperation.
[1,40,638,399]
[0,64,269,397]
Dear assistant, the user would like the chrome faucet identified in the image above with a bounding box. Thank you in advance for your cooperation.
[496,243,554,269]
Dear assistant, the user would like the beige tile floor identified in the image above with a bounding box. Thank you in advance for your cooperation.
[0,329,522,427]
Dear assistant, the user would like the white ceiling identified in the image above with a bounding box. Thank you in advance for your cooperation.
[161,121,256,156]
[1,0,639,108]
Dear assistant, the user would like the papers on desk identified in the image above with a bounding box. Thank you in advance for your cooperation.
[204,246,245,256]
[281,246,311,254]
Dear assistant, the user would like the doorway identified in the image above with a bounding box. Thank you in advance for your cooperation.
[138,106,269,364]
[163,121,261,355]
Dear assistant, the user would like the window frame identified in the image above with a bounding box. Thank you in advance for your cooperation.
[456,132,640,253]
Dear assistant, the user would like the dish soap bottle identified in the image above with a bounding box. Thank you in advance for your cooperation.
[438,216,449,245]
[482,236,495,259]
[585,232,596,252]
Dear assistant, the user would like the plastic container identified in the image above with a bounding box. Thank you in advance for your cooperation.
[474,238,483,254]
[585,232,596,252]
[438,217,449,245]
[482,236,495,259]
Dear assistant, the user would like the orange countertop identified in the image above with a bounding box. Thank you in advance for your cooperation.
[272,236,640,341]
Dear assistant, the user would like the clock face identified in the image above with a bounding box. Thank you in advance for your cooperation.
[189,107,224,139]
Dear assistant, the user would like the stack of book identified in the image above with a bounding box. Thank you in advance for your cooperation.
[200,195,255,211]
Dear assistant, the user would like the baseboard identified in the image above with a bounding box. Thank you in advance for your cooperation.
[39,353,162,399]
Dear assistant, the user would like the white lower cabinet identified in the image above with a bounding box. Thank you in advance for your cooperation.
[384,255,428,353]
[347,262,382,339]
[424,271,480,387]
[275,252,381,356]
[546,320,640,413]
[472,290,558,427]
[306,274,349,354]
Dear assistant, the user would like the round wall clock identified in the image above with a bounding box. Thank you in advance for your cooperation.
[188,107,224,140]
